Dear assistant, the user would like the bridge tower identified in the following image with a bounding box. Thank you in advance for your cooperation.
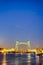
[15,40,30,52]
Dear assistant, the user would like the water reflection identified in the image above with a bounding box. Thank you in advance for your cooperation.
[39,53,43,65]
[2,53,6,65]
[19,54,27,65]
[30,53,37,65]
[6,53,15,65]
[0,53,43,65]
[0,53,3,65]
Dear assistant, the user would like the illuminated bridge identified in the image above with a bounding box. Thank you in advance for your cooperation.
[15,40,31,52]
[0,41,43,55]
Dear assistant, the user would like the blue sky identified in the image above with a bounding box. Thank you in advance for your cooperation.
[0,0,43,48]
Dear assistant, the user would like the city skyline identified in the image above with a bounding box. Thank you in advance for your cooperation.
[0,0,43,48]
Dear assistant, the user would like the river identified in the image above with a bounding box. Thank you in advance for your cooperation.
[0,53,43,65]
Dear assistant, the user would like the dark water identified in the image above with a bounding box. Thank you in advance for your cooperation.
[0,53,43,65]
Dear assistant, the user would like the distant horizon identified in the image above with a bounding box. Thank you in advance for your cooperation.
[0,40,43,48]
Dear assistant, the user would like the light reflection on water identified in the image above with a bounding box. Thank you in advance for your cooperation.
[0,53,43,65]
[2,53,6,65]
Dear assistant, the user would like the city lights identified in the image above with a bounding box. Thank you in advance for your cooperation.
[0,41,43,55]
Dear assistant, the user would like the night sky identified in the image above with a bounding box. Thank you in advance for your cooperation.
[0,0,43,48]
